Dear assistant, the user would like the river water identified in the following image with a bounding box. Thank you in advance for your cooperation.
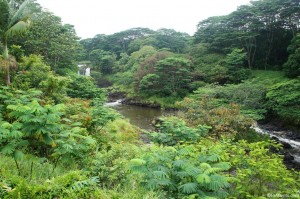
[106,100,300,163]
[252,124,300,163]
[106,99,169,130]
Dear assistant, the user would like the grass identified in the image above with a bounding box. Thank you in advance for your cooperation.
[251,70,289,86]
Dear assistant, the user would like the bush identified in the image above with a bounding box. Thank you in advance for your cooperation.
[129,144,231,198]
[177,97,253,138]
[228,141,300,198]
[148,117,210,146]
[67,74,105,100]
[89,143,141,188]
[266,78,300,127]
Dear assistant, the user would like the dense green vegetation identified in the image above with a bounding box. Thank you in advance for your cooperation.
[0,0,300,198]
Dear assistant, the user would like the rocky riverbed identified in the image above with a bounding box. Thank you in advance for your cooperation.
[253,123,300,170]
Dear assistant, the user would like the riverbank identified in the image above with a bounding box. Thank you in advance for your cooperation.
[252,123,300,170]
[107,89,180,110]
[107,89,300,170]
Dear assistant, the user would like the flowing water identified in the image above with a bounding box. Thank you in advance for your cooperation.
[106,100,300,163]
[252,123,300,163]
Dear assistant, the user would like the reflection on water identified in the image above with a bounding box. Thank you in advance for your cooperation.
[113,104,165,130]
[106,100,169,130]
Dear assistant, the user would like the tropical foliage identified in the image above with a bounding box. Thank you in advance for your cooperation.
[0,0,300,198]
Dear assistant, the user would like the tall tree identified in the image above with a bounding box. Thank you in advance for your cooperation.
[20,12,80,74]
[194,0,300,69]
[0,0,37,85]
[283,33,300,77]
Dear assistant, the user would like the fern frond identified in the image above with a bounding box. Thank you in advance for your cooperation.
[212,190,229,199]
[9,130,23,139]
[178,146,194,156]
[213,162,231,171]
[146,179,161,190]
[207,175,230,191]
[185,166,201,177]
[152,170,168,179]
[42,133,53,145]
[175,171,190,178]
[200,163,212,170]
[179,182,198,194]
[204,167,222,175]
[197,174,211,184]
[130,158,146,166]
[173,159,187,168]
[157,178,172,186]
[1,144,14,155]
[207,154,222,162]
[1,122,12,129]
[71,176,99,191]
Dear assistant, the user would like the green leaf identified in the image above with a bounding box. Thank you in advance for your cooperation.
[214,162,231,171]
[10,130,23,139]
[130,158,146,166]
[204,167,222,175]
[173,159,186,168]
[197,174,211,183]
[207,175,229,190]
[1,144,14,155]
[152,170,168,179]
[14,150,24,161]
[200,163,212,170]
[42,134,53,145]
[1,122,12,129]
[179,183,198,194]
[71,122,83,127]
[207,154,221,162]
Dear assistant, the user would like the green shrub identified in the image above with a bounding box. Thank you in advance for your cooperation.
[266,78,300,127]
[228,141,300,198]
[148,117,210,146]
[89,143,141,188]
[177,97,253,138]
[129,144,231,198]
[283,33,300,78]
[67,74,105,100]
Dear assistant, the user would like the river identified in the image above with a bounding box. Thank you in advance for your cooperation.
[106,100,300,165]
[106,99,171,130]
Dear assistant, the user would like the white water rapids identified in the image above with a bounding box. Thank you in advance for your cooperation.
[252,123,300,163]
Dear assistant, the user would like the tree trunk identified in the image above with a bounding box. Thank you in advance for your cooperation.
[6,66,10,85]
[3,43,11,85]
[240,36,256,70]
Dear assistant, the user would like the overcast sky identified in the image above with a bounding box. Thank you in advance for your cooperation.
[36,0,251,39]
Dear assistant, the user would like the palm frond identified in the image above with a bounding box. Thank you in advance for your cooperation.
[0,0,10,30]
[5,18,30,38]
[8,0,36,28]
